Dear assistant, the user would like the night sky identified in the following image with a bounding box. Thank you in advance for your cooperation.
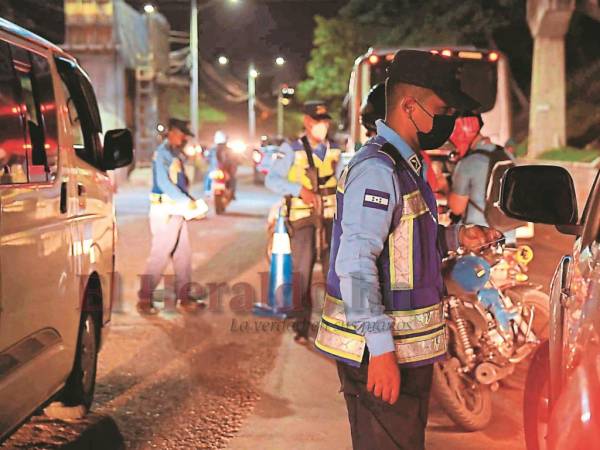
[0,0,347,138]
[126,0,347,84]
[0,0,346,85]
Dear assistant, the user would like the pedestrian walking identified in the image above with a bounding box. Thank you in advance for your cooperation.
[137,118,204,315]
[314,50,502,449]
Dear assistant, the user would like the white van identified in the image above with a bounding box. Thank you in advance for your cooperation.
[0,18,133,440]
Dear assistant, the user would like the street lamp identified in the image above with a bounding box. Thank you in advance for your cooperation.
[143,3,156,13]
[218,55,229,66]
[275,56,286,66]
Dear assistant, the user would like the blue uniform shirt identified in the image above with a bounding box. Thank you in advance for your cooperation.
[336,124,459,356]
[265,139,343,197]
[151,140,191,203]
[452,141,516,242]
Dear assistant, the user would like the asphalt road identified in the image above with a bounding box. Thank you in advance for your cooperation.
[1,169,574,449]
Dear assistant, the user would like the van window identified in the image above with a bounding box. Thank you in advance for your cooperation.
[0,41,28,185]
[10,43,57,183]
[30,52,59,180]
[55,58,104,170]
[59,79,85,149]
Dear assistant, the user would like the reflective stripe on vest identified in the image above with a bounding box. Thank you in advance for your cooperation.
[389,190,432,290]
[287,193,336,221]
[315,294,446,366]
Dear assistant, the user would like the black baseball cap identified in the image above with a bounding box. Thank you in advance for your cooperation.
[387,50,480,112]
[168,118,194,137]
[302,101,332,120]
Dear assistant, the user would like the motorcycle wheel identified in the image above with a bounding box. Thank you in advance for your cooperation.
[523,340,550,450]
[215,193,225,215]
[503,288,550,389]
[433,358,493,431]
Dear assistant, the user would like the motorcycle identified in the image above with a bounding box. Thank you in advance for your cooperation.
[433,243,550,431]
[209,166,234,215]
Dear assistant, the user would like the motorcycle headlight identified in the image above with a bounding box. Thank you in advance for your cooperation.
[210,169,225,180]
[252,149,263,164]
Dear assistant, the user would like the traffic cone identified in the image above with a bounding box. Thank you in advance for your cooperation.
[253,206,294,319]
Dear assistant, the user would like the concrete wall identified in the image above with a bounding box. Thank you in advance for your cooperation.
[75,51,126,132]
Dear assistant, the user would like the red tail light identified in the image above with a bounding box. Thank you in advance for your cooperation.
[368,54,380,65]
[488,51,499,62]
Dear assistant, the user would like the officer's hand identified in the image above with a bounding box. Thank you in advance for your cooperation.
[367,351,401,405]
[459,225,503,252]
[300,186,316,206]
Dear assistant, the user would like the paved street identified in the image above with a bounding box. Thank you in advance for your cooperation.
[2,169,574,450]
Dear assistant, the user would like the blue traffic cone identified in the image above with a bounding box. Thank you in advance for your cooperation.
[253,206,294,319]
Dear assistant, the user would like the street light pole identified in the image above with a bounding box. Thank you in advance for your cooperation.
[248,63,256,145]
[190,0,199,138]
[277,87,284,138]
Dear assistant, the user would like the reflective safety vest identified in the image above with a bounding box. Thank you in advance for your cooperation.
[286,139,341,222]
[315,136,447,367]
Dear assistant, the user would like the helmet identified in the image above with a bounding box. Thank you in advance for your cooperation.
[214,130,228,145]
[360,83,385,133]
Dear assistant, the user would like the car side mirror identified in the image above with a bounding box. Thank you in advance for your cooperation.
[500,165,580,234]
[103,129,133,170]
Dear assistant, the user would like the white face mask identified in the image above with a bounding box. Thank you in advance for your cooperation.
[311,122,329,142]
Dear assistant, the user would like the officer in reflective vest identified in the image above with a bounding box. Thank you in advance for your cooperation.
[265,101,342,343]
[314,51,502,449]
[137,118,202,316]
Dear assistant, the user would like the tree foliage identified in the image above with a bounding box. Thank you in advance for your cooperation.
[300,0,600,145]
[299,1,532,116]
[296,15,373,112]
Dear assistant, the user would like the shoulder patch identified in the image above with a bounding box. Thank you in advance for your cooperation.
[408,154,422,174]
[363,189,390,211]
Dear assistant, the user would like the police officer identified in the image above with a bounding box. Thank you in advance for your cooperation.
[314,50,501,449]
[265,101,342,344]
[360,81,445,194]
[137,118,202,315]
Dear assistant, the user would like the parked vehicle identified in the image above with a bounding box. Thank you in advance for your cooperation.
[0,18,133,440]
[433,242,549,431]
[499,165,600,450]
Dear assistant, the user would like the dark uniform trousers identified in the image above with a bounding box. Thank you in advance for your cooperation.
[289,219,333,338]
[337,360,434,450]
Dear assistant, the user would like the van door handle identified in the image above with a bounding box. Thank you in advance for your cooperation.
[60,181,68,214]
[77,183,86,196]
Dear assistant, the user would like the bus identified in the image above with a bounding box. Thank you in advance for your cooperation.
[341,47,535,237]
[343,46,512,153]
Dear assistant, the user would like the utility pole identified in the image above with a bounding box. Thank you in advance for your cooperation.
[190,0,199,137]
[277,87,284,138]
[248,63,256,145]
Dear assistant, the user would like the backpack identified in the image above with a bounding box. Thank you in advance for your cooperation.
[467,145,526,232]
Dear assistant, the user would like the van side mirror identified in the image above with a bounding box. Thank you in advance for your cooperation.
[103,129,133,170]
[500,165,579,233]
